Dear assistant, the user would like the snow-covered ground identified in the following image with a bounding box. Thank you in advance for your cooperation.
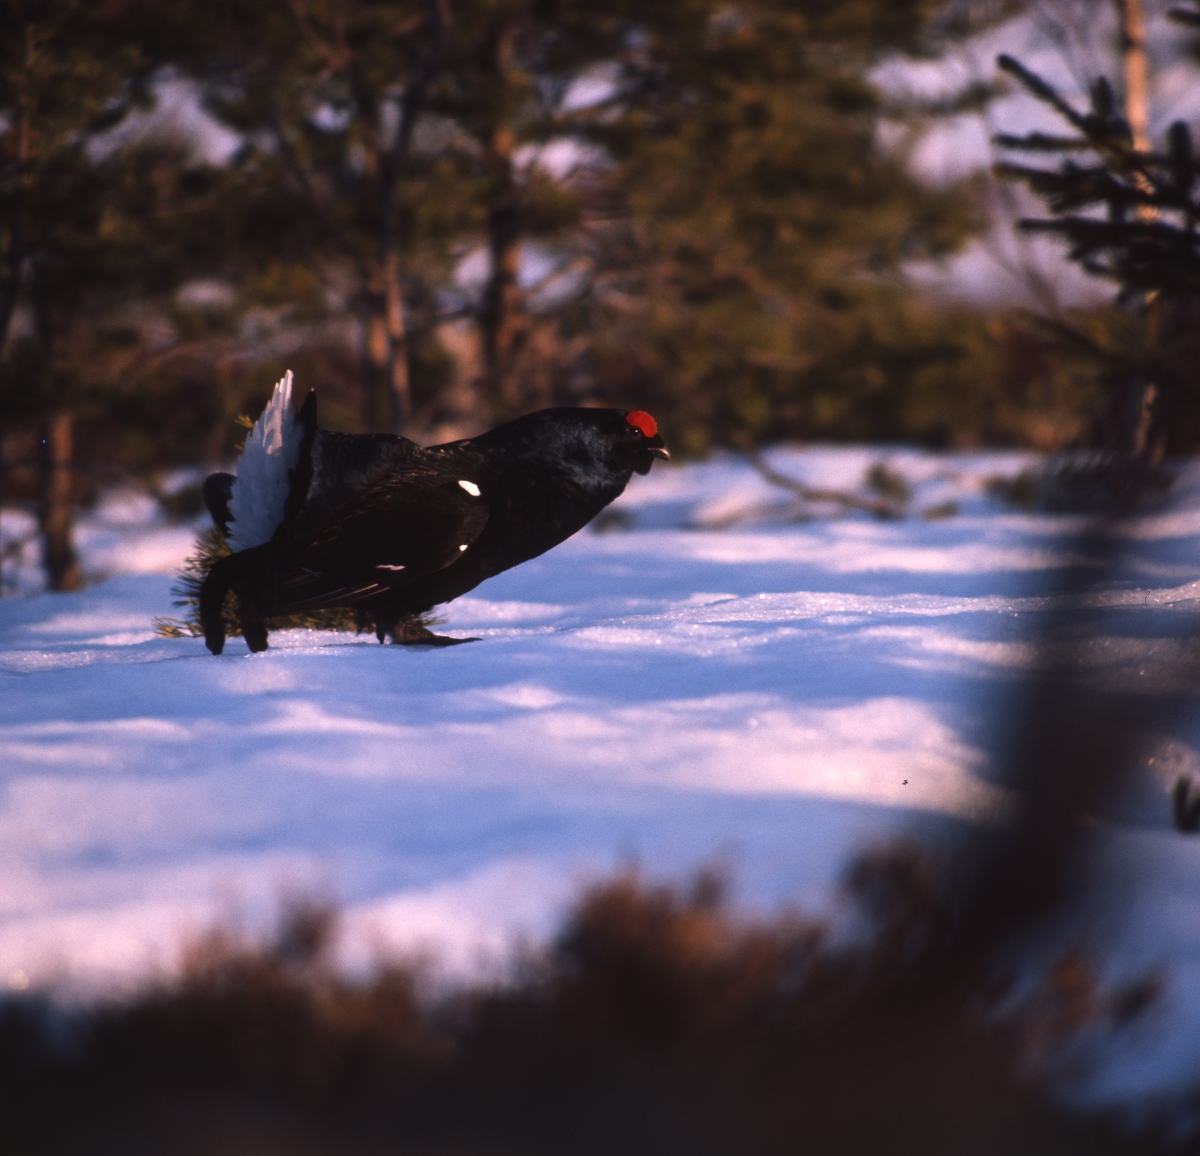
[4,447,1200,1116]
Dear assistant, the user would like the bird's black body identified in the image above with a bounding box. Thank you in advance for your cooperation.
[200,401,668,654]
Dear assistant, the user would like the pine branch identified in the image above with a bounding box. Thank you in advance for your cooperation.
[996,55,1091,134]
[154,528,368,640]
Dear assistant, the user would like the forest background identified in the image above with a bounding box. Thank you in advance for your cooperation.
[2,0,1198,591]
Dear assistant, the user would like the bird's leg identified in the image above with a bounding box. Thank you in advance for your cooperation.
[200,545,275,656]
[199,555,237,655]
[388,616,479,647]
[375,613,393,644]
[235,587,270,653]
[240,616,270,653]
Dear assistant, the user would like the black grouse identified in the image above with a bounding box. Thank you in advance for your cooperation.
[199,372,669,654]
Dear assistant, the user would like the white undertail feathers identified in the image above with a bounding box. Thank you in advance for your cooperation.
[226,371,303,552]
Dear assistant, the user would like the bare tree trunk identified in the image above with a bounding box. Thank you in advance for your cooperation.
[479,21,524,409]
[483,129,523,408]
[1115,0,1157,455]
[372,0,449,433]
[0,106,29,598]
[363,280,411,434]
[0,62,30,355]
[1115,0,1150,152]
[1,105,31,596]
[38,410,82,592]
[0,207,15,595]
[364,291,390,433]
[376,101,413,433]
[384,252,411,431]
[0,177,25,360]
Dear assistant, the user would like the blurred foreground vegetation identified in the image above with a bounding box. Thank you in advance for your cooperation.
[0,857,1169,1156]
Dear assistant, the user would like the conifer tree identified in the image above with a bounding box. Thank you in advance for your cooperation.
[994,2,1200,454]
[150,0,462,435]
[428,0,613,412]
[563,0,994,452]
[132,2,1003,448]
[0,0,155,589]
[157,2,630,426]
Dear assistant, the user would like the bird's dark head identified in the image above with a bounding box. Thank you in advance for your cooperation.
[472,406,669,495]
[550,407,669,491]
[456,405,667,501]
[622,410,670,475]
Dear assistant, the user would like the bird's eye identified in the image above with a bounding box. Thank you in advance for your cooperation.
[628,425,642,438]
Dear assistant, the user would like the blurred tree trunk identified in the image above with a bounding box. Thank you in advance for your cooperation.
[1116,0,1150,152]
[1115,0,1157,456]
[479,18,524,408]
[0,24,30,352]
[38,410,82,592]
[0,98,24,599]
[375,0,448,434]
[354,60,412,436]
[384,254,411,430]
[0,167,23,354]
[364,0,448,433]
[364,281,411,434]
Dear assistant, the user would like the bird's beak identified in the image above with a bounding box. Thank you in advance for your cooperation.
[633,432,669,475]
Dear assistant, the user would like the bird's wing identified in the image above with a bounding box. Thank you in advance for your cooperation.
[274,462,489,612]
[292,424,424,535]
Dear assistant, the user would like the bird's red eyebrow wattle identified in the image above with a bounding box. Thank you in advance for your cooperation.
[626,410,657,438]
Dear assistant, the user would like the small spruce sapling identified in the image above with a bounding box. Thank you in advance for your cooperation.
[994,46,1200,460]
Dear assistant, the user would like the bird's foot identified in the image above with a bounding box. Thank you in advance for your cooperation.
[244,630,270,653]
[388,618,479,647]
[240,617,270,653]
